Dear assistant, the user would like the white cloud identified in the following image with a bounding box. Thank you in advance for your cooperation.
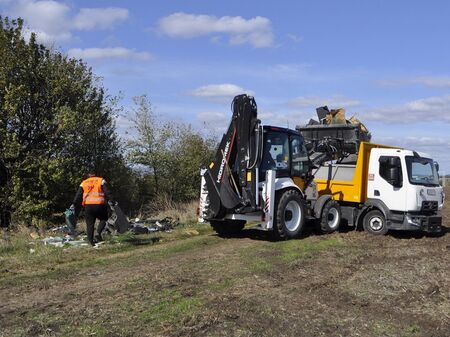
[12,0,72,42]
[188,84,254,102]
[73,7,129,31]
[378,76,450,88]
[288,95,360,109]
[196,111,228,133]
[365,94,450,123]
[68,47,152,61]
[158,12,274,48]
[5,1,129,42]
[287,33,303,43]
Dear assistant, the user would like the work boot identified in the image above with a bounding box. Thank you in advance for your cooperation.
[95,234,103,242]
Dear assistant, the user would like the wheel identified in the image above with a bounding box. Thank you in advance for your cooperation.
[363,210,388,235]
[320,200,341,233]
[273,190,306,240]
[210,220,245,237]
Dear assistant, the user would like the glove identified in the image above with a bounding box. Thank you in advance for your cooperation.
[69,204,75,211]
[108,200,117,207]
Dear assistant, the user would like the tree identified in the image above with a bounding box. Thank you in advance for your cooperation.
[0,17,125,223]
[127,95,216,207]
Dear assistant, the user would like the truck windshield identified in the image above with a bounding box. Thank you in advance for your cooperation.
[405,156,439,186]
[260,132,290,174]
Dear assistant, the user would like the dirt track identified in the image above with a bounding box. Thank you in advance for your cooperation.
[1,194,449,337]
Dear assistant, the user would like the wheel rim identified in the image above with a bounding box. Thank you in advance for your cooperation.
[284,200,302,232]
[369,216,384,231]
[327,208,340,230]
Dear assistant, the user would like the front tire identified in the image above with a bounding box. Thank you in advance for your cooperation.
[320,200,341,233]
[273,190,306,240]
[363,210,388,235]
[210,220,245,237]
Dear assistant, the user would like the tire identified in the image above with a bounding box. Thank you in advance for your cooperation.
[320,200,341,233]
[210,220,245,237]
[363,210,388,235]
[273,190,306,240]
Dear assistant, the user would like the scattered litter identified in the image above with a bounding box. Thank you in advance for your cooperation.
[128,217,183,234]
[49,225,73,234]
[42,235,89,247]
[29,232,40,240]
[183,229,199,236]
[64,208,76,234]
[29,248,35,254]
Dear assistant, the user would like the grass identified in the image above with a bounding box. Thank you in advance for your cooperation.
[277,236,345,264]
[139,289,204,326]
[237,235,347,276]
[0,222,216,288]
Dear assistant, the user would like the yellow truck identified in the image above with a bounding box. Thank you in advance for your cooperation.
[308,141,444,234]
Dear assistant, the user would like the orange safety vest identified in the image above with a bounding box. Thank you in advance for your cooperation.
[81,177,106,206]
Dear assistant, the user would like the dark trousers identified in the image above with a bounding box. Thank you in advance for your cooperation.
[0,210,10,229]
[84,204,108,245]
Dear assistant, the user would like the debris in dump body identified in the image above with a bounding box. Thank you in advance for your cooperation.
[128,217,182,234]
[297,105,372,159]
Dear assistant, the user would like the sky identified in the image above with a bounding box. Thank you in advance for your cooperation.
[1,0,450,172]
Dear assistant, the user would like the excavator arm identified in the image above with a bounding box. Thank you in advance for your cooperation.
[203,94,261,219]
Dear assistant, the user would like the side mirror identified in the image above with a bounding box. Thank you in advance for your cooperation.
[434,161,440,172]
[387,167,402,188]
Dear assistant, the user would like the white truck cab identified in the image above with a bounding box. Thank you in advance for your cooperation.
[367,148,444,232]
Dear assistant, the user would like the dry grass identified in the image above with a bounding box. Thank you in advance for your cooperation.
[138,197,199,226]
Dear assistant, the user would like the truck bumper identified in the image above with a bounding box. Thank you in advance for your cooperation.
[389,214,442,232]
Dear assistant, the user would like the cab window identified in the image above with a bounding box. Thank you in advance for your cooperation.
[260,132,290,175]
[291,136,309,176]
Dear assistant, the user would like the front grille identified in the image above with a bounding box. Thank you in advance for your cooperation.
[421,201,438,213]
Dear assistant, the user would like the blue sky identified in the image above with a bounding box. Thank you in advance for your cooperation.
[2,0,450,172]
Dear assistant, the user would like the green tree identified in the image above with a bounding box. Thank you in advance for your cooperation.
[0,17,125,223]
[127,95,216,206]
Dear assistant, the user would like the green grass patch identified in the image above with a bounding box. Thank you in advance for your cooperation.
[277,236,345,264]
[237,236,345,274]
[139,289,204,326]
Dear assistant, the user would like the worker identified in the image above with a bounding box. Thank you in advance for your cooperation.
[71,170,115,246]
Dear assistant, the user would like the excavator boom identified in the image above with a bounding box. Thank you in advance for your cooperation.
[203,94,261,219]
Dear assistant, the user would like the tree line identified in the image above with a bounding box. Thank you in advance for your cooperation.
[0,17,216,226]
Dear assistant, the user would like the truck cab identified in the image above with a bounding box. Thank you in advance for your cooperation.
[367,148,444,232]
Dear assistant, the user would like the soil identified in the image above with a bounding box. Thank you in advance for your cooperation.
[0,189,449,337]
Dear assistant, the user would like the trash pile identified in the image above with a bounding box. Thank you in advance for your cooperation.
[37,216,184,249]
[128,217,183,234]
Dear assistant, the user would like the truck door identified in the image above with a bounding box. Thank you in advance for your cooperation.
[368,154,407,211]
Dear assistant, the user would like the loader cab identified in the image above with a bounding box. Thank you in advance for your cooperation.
[260,126,310,181]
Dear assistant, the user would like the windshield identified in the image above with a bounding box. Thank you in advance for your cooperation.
[260,132,290,173]
[405,156,439,186]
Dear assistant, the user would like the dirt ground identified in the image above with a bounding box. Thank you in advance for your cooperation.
[1,189,449,337]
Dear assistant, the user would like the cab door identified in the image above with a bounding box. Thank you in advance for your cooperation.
[367,153,407,211]
[290,135,310,190]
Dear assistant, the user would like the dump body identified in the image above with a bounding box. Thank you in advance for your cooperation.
[314,142,395,203]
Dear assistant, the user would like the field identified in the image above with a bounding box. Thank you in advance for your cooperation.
[0,189,449,337]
